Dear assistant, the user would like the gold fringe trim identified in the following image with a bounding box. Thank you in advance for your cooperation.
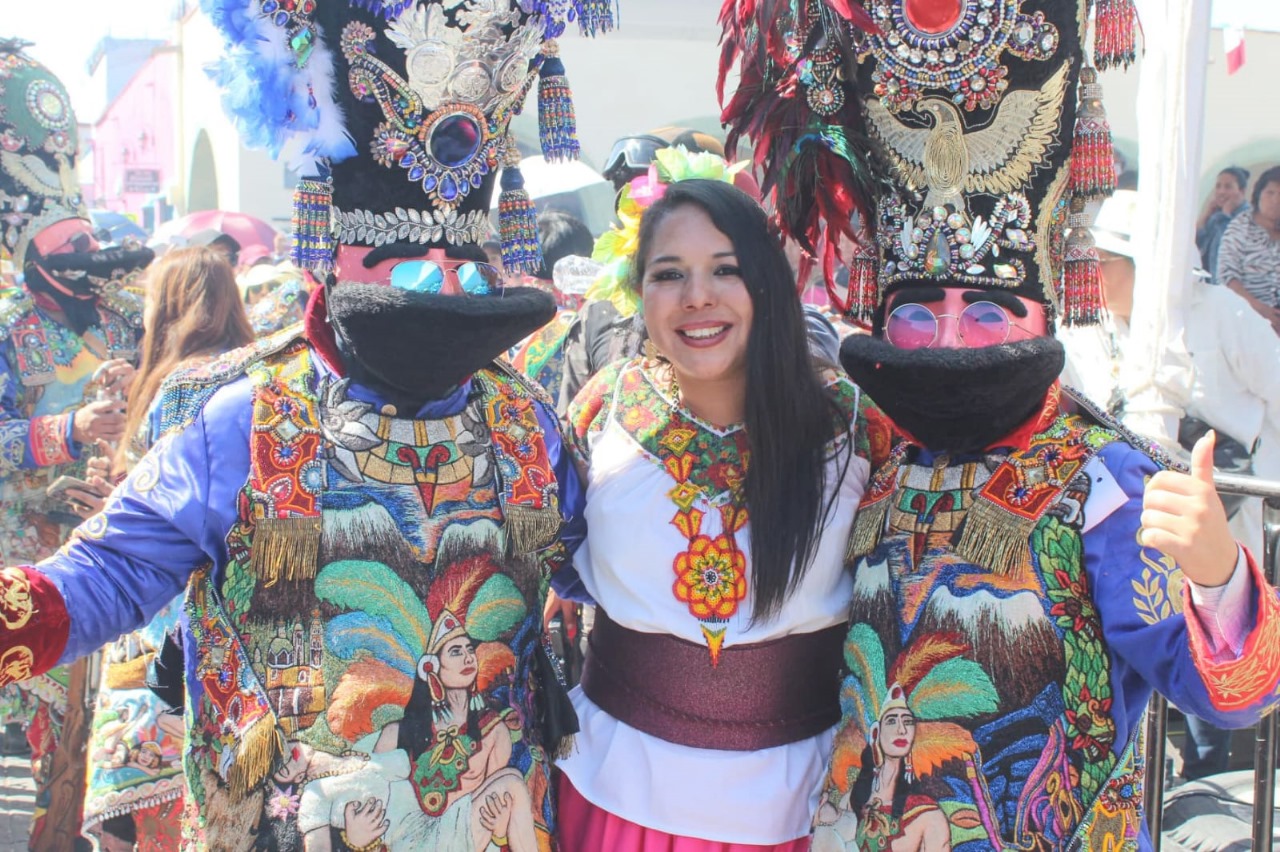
[250,517,321,586]
[504,504,561,556]
[227,714,285,802]
[847,498,890,563]
[955,498,1036,576]
[104,653,153,691]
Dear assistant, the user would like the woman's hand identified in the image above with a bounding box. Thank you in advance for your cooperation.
[1141,431,1239,588]
[542,588,578,635]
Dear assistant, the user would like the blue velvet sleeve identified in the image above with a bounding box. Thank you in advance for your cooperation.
[1084,441,1273,733]
[41,377,252,662]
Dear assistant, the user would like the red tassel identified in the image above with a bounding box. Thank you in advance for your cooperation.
[1094,0,1138,71]
[843,232,879,325]
[1061,197,1104,327]
[1069,67,1116,201]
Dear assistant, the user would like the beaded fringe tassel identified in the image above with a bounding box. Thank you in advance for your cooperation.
[1069,67,1117,201]
[845,236,880,325]
[227,716,286,802]
[1094,0,1138,71]
[1061,196,1105,327]
[499,139,543,275]
[955,498,1037,577]
[291,178,334,278]
[538,41,580,162]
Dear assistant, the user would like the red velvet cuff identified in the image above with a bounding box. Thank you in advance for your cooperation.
[28,413,75,467]
[0,566,70,688]
[1182,547,1280,712]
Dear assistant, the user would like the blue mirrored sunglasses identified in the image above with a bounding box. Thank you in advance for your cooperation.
[389,260,504,297]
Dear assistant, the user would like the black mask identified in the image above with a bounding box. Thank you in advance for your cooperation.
[840,335,1066,454]
[326,282,555,408]
[25,243,156,336]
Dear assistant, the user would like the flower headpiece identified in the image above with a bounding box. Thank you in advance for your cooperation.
[585,145,748,317]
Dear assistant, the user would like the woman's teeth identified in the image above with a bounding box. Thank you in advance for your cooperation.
[681,325,728,339]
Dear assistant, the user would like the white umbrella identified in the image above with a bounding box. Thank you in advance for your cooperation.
[489,155,608,207]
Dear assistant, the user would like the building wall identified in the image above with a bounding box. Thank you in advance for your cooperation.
[91,49,177,220]
[175,9,294,226]
[1087,30,1278,202]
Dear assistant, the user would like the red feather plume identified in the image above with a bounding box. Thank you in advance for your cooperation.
[718,0,884,318]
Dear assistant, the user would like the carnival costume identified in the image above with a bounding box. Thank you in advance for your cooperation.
[0,40,154,849]
[0,3,611,849]
[718,2,1280,850]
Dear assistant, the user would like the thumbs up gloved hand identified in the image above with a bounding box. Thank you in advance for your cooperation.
[1141,430,1240,588]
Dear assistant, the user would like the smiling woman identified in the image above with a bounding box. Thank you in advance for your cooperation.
[553,179,881,850]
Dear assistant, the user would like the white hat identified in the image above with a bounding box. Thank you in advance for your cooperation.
[1090,189,1140,258]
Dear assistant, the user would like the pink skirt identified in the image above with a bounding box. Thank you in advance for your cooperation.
[556,772,811,852]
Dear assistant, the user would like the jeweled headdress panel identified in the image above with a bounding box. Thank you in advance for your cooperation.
[720,0,1134,325]
[0,41,87,263]
[861,0,1080,312]
[204,0,612,275]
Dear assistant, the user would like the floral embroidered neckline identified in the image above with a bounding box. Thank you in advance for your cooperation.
[615,362,752,664]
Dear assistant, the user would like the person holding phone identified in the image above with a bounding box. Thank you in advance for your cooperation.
[0,43,153,847]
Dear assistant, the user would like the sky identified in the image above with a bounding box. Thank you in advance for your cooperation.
[4,0,1279,121]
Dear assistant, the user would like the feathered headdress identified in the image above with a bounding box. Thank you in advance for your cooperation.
[316,556,526,741]
[201,0,614,276]
[828,624,997,791]
[719,0,1139,327]
[717,0,884,319]
[0,41,88,264]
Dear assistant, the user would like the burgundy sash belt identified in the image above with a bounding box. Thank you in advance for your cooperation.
[580,609,846,751]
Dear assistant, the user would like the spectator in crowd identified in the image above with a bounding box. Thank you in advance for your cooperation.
[530,210,594,306]
[1217,165,1280,331]
[1062,189,1280,782]
[601,126,727,194]
[1196,166,1251,284]
[507,212,596,404]
[0,43,154,846]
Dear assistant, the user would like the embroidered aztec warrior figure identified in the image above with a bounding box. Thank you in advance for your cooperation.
[719,1,1280,850]
[0,3,612,849]
[0,39,154,849]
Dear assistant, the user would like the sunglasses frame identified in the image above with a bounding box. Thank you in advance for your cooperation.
[389,259,505,297]
[885,299,1033,349]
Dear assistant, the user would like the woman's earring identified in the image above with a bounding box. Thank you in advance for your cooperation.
[643,338,660,361]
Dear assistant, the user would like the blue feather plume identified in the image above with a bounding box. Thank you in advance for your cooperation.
[199,0,356,162]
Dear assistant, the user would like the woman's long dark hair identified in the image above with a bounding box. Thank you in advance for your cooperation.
[399,654,481,762]
[852,744,912,820]
[631,179,851,620]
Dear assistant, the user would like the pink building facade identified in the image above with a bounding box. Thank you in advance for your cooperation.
[89,47,177,228]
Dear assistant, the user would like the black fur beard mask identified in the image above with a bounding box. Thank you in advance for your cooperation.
[326,282,556,409]
[840,334,1066,455]
[26,243,156,336]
